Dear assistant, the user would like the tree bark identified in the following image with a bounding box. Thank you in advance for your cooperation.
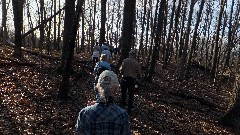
[212,0,226,78]
[116,0,136,72]
[185,0,205,77]
[60,0,75,70]
[58,0,83,100]
[178,0,196,81]
[99,0,107,45]
[146,0,166,81]
[12,0,24,58]
[225,0,235,67]
[163,0,176,66]
[137,0,147,60]
[2,0,7,44]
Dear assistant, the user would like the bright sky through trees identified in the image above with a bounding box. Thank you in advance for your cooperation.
[0,0,239,47]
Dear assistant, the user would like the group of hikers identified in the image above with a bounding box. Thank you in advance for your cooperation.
[75,42,142,134]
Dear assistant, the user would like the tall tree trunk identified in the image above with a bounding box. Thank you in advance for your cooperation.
[91,0,97,52]
[60,0,75,70]
[137,0,147,60]
[58,0,83,100]
[144,0,151,57]
[212,0,226,78]
[163,0,176,66]
[26,0,36,48]
[145,0,158,75]
[53,0,57,50]
[12,0,24,58]
[173,0,182,61]
[57,0,62,51]
[80,2,85,52]
[225,0,235,67]
[116,0,136,72]
[178,0,188,59]
[38,0,45,66]
[185,0,205,77]
[178,0,196,81]
[2,0,7,44]
[146,0,166,81]
[99,0,107,45]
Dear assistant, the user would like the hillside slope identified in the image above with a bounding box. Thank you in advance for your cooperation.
[0,45,238,134]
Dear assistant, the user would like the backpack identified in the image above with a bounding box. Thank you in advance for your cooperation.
[97,65,109,76]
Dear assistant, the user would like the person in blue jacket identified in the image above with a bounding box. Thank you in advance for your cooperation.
[93,54,111,98]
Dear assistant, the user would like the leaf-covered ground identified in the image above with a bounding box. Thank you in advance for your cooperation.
[0,45,239,135]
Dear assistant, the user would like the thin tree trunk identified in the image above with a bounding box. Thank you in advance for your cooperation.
[212,0,226,78]
[145,0,158,76]
[185,0,205,77]
[80,2,85,52]
[2,0,7,44]
[57,0,62,51]
[178,0,196,81]
[163,0,176,66]
[144,0,151,57]
[53,0,57,50]
[178,1,188,59]
[137,0,147,60]
[147,0,166,81]
[225,0,235,67]
[26,0,36,48]
[99,0,107,45]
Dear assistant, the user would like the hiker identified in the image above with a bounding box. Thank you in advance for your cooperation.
[101,42,108,52]
[93,54,111,98]
[76,70,131,135]
[119,49,142,114]
[93,42,101,53]
[92,42,101,63]
[101,47,112,63]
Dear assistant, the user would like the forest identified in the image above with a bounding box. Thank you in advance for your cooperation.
[0,0,240,134]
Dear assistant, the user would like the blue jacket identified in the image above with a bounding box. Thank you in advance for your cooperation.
[93,61,111,84]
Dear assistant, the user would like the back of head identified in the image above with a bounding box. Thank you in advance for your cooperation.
[97,70,119,99]
[100,54,108,61]
[129,49,136,58]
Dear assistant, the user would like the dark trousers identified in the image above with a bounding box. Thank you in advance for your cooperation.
[121,77,135,113]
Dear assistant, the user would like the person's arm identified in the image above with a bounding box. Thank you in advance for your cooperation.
[75,110,86,135]
[121,112,131,135]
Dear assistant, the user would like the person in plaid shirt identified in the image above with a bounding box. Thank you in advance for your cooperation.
[76,70,131,135]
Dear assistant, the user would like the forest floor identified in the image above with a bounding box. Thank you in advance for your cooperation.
[0,44,239,135]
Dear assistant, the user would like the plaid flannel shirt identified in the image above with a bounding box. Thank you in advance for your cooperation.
[76,103,131,135]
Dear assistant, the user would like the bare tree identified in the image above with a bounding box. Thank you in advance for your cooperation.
[58,0,83,100]
[116,0,137,71]
[2,0,7,44]
[137,0,147,60]
[225,0,235,67]
[99,0,107,45]
[185,0,205,77]
[60,0,75,70]
[146,0,166,81]
[178,0,196,81]
[212,0,226,78]
[12,0,24,57]
[163,0,176,66]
